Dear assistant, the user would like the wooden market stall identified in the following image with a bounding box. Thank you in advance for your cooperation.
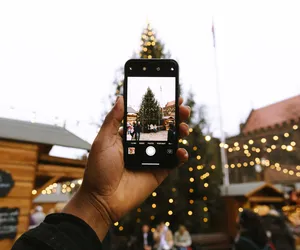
[0,117,90,250]
[220,182,284,238]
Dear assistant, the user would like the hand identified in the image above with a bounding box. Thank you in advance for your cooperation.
[63,96,190,240]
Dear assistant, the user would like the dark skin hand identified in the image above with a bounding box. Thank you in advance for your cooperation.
[63,96,190,240]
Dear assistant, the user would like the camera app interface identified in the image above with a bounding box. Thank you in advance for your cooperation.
[126,76,176,167]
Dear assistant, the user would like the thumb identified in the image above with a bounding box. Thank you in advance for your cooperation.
[99,96,124,137]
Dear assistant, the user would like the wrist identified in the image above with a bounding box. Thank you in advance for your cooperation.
[62,186,112,241]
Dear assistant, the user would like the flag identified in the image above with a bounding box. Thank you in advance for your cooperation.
[212,21,216,47]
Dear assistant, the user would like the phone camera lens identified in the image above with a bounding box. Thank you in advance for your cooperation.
[143,67,147,71]
[129,67,132,71]
[156,67,160,71]
[171,67,174,71]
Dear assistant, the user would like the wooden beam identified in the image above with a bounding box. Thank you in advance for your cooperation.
[249,196,284,203]
[0,139,38,150]
[33,176,60,198]
[37,164,84,179]
[39,154,86,167]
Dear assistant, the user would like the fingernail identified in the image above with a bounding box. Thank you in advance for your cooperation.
[184,151,189,158]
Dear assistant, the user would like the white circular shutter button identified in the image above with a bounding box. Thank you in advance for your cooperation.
[146,146,156,156]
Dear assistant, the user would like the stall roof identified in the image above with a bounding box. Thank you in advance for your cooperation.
[0,117,91,150]
[221,182,283,197]
[127,107,137,114]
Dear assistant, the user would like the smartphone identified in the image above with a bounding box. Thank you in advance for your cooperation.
[123,59,179,169]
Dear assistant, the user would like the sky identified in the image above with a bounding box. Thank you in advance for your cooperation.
[0,0,300,158]
[128,77,175,110]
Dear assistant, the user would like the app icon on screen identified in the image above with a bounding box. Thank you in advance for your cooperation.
[128,147,135,155]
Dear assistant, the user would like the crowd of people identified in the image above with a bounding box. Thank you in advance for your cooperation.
[127,121,142,141]
[234,208,296,250]
[137,222,191,250]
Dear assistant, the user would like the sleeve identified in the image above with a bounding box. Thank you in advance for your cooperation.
[181,232,192,247]
[174,232,179,246]
[12,213,102,250]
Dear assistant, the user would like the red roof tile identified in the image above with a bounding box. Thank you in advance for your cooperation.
[242,94,300,134]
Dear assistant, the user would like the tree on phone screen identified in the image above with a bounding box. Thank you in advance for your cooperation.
[137,87,162,131]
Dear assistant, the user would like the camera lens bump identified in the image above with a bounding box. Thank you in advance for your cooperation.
[156,67,160,71]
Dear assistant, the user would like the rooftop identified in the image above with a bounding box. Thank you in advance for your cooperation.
[220,181,283,197]
[0,117,91,150]
[127,107,138,114]
[242,94,300,134]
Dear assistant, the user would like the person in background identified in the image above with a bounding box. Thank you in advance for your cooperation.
[150,124,154,132]
[167,123,175,143]
[153,124,157,132]
[156,222,174,250]
[261,208,295,250]
[234,209,271,250]
[174,225,192,250]
[136,121,142,141]
[138,224,154,250]
[29,206,46,229]
[12,96,190,250]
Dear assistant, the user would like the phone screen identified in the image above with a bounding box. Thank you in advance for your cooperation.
[124,60,178,169]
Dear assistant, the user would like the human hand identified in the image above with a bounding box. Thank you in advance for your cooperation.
[63,96,190,240]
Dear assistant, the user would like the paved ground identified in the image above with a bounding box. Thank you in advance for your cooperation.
[128,130,168,141]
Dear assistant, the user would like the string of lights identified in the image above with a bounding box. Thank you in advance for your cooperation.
[226,157,300,177]
[225,124,299,153]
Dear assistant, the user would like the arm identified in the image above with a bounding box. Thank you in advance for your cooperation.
[174,232,182,247]
[12,96,190,250]
[181,232,192,247]
[167,231,174,248]
[12,213,102,250]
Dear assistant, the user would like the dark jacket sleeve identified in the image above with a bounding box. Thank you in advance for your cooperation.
[12,213,102,250]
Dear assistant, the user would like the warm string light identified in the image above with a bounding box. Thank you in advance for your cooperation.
[227,158,300,177]
[227,124,299,153]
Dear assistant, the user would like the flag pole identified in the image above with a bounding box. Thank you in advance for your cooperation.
[212,19,230,187]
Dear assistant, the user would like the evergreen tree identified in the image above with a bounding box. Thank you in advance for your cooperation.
[112,23,169,99]
[175,92,222,233]
[109,24,222,236]
[138,88,162,130]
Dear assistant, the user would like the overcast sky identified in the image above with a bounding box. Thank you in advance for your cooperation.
[128,77,175,110]
[1,0,300,158]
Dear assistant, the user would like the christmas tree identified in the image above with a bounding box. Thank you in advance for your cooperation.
[110,24,222,235]
[137,87,162,131]
[112,23,168,99]
[175,92,222,233]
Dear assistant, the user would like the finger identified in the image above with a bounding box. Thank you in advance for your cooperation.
[98,96,124,138]
[177,148,189,163]
[179,105,190,122]
[118,127,123,137]
[179,96,183,106]
[179,122,189,137]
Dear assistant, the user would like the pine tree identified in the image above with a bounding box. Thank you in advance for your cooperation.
[175,92,222,233]
[110,24,222,236]
[138,88,162,130]
[112,23,169,99]
[139,23,168,59]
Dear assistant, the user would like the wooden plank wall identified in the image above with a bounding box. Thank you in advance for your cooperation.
[0,140,38,250]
